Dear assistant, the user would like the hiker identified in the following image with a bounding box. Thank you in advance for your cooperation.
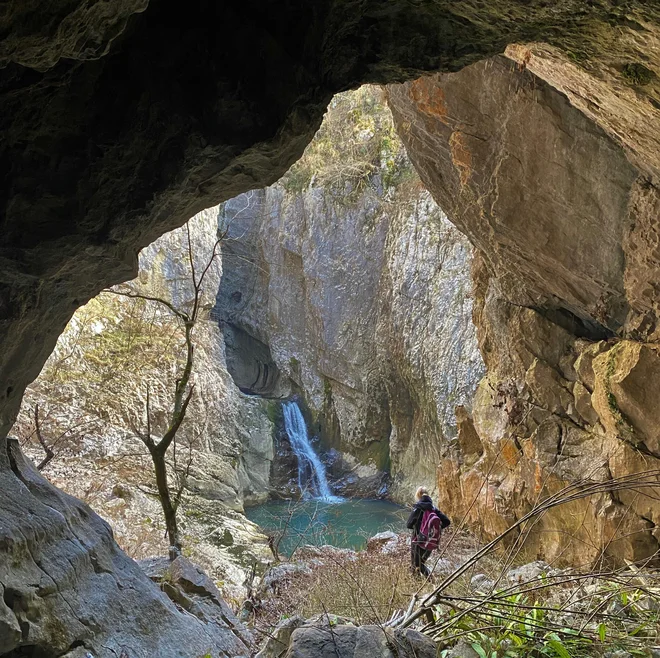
[406,486,450,577]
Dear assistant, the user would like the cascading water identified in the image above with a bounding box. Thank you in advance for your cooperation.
[282,400,341,502]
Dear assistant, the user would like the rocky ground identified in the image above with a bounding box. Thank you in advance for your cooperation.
[246,531,660,658]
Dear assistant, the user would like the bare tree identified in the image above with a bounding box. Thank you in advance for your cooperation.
[108,222,223,558]
[33,404,54,470]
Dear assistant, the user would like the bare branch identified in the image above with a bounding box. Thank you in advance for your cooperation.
[186,221,198,292]
[193,239,222,312]
[103,288,189,323]
[34,404,55,471]
[157,385,194,455]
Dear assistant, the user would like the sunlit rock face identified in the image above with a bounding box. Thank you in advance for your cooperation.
[388,43,660,565]
[216,177,483,502]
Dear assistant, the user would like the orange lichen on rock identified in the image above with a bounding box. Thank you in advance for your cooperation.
[500,438,521,468]
[449,130,472,186]
[408,76,448,123]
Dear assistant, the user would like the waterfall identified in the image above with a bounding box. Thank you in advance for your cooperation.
[282,400,341,502]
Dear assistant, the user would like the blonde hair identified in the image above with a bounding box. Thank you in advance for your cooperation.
[415,486,429,501]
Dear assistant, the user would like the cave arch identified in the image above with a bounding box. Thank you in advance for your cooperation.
[1,0,653,439]
[1,0,659,653]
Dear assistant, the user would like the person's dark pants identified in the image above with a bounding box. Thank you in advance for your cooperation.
[411,542,431,576]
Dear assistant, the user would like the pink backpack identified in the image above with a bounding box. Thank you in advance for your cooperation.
[416,510,442,551]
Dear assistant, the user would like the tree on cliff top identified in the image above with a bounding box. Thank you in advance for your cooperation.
[280,84,413,196]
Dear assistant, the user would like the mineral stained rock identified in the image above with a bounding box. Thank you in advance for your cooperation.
[388,41,660,564]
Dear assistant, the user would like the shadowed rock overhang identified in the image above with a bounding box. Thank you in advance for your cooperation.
[1,0,658,438]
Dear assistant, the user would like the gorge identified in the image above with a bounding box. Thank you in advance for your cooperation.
[12,88,479,585]
[2,1,660,656]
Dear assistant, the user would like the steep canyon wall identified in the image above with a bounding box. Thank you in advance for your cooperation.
[216,96,484,502]
[389,45,660,565]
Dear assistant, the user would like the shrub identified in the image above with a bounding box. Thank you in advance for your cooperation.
[280,85,413,198]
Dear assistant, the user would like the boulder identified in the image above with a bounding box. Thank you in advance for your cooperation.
[506,561,555,584]
[0,439,253,657]
[295,545,358,562]
[574,342,610,392]
[593,342,660,454]
[470,574,496,593]
[431,558,458,575]
[447,640,481,658]
[261,563,313,592]
[367,531,400,554]
[256,615,306,658]
[284,624,436,658]
[572,381,600,426]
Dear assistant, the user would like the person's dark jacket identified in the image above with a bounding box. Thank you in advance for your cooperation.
[406,495,450,536]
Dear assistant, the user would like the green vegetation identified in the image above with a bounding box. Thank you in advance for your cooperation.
[604,344,635,436]
[434,577,660,658]
[323,377,332,401]
[621,63,655,86]
[288,356,301,374]
[565,49,589,65]
[280,85,414,199]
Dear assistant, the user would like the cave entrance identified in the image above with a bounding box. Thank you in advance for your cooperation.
[11,83,482,510]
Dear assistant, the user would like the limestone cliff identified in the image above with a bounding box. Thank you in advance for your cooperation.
[388,44,660,565]
[216,88,484,502]
[14,208,274,598]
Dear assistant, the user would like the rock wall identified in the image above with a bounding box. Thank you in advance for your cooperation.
[216,96,484,501]
[13,208,275,599]
[0,438,254,657]
[388,44,660,565]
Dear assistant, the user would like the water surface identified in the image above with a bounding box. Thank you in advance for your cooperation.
[246,498,408,557]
